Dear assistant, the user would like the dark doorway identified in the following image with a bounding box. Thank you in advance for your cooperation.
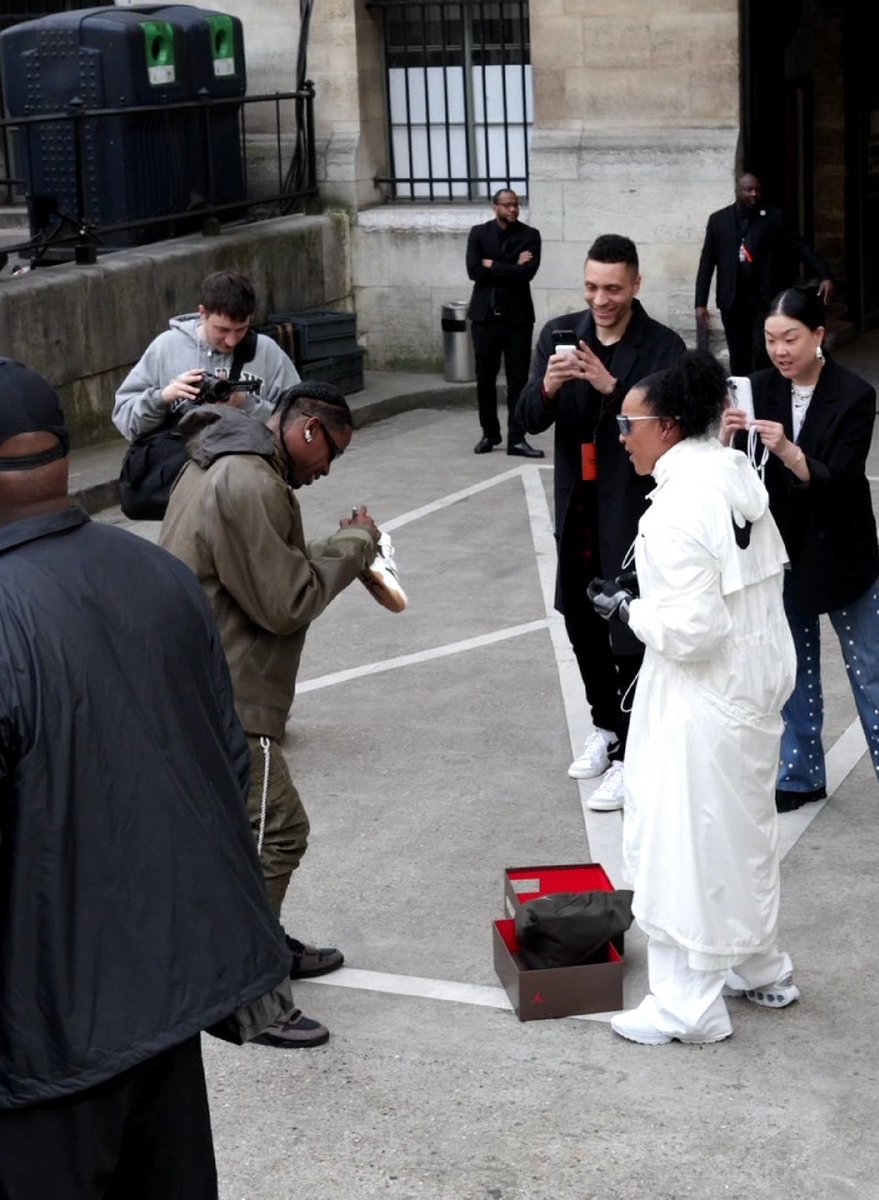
[740,0,878,330]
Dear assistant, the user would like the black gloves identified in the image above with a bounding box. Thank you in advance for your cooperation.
[587,575,635,624]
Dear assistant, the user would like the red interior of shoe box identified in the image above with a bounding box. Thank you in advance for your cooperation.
[505,863,615,906]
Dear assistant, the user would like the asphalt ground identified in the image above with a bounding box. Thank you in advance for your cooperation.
[91,334,879,1200]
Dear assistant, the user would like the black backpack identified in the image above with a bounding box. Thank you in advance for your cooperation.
[118,332,257,520]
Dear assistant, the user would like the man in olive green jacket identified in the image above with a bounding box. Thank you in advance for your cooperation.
[160,381,379,1049]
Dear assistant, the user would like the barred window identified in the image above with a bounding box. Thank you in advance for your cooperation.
[369,0,532,201]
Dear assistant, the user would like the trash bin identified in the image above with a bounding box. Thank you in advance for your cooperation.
[0,7,192,251]
[130,5,247,210]
[441,301,475,383]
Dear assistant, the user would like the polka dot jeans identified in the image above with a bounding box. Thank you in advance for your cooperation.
[779,576,879,794]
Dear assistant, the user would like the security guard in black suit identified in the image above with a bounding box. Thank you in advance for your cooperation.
[466,189,543,457]
[694,173,834,375]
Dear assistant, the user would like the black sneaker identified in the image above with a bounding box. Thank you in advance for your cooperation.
[286,934,344,979]
[250,1010,330,1048]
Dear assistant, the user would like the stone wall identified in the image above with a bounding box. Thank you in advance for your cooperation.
[0,214,350,446]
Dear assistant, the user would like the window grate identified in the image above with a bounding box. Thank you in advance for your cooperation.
[369,0,531,201]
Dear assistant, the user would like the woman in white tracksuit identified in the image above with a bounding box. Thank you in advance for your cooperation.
[587,351,799,1045]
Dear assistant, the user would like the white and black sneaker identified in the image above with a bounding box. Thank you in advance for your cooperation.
[360,530,408,613]
[568,728,618,779]
[586,760,626,811]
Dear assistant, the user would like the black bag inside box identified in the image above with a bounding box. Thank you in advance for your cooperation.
[515,890,633,970]
[504,863,627,954]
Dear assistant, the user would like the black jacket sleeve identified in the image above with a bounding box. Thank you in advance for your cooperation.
[466,223,492,285]
[694,216,717,308]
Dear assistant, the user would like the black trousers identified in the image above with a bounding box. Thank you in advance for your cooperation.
[558,530,642,760]
[721,295,771,376]
[0,1036,217,1200]
[470,316,532,443]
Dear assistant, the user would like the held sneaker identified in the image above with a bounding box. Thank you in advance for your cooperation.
[724,976,800,1009]
[360,530,408,614]
[586,760,626,811]
[568,728,618,779]
[249,1010,330,1049]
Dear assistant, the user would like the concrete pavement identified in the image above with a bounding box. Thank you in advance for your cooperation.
[89,338,879,1200]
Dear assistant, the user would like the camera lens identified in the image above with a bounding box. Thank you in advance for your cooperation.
[209,378,232,402]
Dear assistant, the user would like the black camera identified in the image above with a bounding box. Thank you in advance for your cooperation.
[196,372,260,404]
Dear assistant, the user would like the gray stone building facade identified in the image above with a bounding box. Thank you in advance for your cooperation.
[240,0,873,371]
[1,0,873,383]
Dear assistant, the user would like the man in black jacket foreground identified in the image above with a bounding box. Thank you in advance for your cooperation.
[0,358,291,1198]
[518,234,685,811]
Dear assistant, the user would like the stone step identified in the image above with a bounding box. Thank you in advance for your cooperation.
[0,205,30,230]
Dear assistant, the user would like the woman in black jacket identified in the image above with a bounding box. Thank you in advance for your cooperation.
[722,285,879,811]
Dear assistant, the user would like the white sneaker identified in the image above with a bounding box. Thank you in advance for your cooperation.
[360,531,408,614]
[724,976,800,1009]
[587,760,625,811]
[568,728,617,779]
[611,999,732,1046]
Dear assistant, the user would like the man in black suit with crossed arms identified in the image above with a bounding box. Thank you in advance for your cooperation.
[466,188,544,458]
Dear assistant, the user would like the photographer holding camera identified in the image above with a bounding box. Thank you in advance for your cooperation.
[113,271,300,519]
[113,270,299,441]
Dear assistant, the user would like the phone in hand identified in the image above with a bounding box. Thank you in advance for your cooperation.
[552,328,578,355]
[726,376,755,424]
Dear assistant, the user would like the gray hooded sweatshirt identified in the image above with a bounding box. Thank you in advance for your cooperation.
[113,312,300,440]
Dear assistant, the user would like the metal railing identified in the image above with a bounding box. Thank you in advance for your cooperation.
[0,84,317,267]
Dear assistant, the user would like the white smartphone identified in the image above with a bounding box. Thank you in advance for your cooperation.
[726,376,755,424]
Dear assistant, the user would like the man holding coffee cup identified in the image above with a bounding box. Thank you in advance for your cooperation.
[517,234,685,810]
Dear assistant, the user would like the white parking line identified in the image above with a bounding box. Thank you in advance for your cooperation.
[301,967,615,1024]
[298,620,548,694]
[379,465,527,532]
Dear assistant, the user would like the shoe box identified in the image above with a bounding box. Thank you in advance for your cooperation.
[492,863,624,1022]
